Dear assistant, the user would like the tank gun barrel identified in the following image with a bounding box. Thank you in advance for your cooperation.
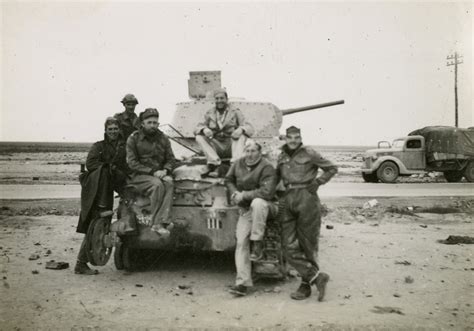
[281,100,344,116]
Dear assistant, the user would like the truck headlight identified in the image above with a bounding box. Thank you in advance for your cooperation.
[371,155,378,161]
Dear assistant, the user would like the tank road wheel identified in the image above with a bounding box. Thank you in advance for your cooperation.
[376,161,399,183]
[86,217,113,266]
[114,242,125,270]
[464,162,474,182]
[362,172,379,183]
[444,170,463,183]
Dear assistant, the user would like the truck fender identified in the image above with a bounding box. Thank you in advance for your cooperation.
[371,156,411,175]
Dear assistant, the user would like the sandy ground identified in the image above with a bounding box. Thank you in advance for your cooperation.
[0,197,473,330]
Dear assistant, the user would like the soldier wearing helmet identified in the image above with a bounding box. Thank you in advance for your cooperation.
[114,93,140,140]
[194,88,254,177]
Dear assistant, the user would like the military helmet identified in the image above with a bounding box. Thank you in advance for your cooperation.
[121,94,139,105]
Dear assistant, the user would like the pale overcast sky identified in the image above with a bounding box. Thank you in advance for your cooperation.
[1,1,472,145]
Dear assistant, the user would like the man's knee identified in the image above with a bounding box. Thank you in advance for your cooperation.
[250,198,268,211]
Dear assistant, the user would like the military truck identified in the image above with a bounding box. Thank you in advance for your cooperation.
[85,71,344,279]
[361,126,474,183]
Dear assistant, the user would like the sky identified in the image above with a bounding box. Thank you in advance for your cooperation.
[1,1,472,146]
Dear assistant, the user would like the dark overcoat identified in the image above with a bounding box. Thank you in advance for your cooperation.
[76,136,128,234]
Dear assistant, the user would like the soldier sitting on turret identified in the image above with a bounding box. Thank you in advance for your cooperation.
[194,88,254,177]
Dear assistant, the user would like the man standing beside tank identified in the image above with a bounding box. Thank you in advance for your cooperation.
[126,108,176,235]
[115,94,141,140]
[277,126,338,301]
[194,88,254,177]
[76,117,130,275]
[225,140,277,296]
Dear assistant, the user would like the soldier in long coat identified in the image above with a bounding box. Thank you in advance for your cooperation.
[76,117,130,275]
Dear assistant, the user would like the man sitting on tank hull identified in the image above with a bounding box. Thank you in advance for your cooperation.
[76,117,130,275]
[225,139,277,296]
[194,88,254,177]
[126,108,176,235]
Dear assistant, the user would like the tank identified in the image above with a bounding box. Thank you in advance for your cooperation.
[88,71,344,278]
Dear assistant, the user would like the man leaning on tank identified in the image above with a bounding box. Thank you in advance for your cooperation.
[277,126,338,301]
[194,88,254,177]
[76,117,130,275]
[126,108,176,235]
[225,139,277,296]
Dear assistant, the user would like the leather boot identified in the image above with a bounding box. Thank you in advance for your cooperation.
[74,261,98,275]
[290,281,311,300]
[310,272,330,302]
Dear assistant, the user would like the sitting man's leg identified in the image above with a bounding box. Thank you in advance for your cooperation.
[129,174,173,235]
[249,197,271,261]
[95,167,114,216]
[231,135,247,163]
[230,208,253,296]
[195,134,221,167]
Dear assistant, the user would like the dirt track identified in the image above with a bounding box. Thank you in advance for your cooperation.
[1,197,473,330]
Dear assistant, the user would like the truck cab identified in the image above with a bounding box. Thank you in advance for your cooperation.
[361,136,426,183]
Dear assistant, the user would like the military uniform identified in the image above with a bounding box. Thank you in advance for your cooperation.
[225,156,277,288]
[115,94,140,140]
[76,126,130,274]
[126,111,176,230]
[194,105,254,165]
[277,133,337,299]
[114,111,140,140]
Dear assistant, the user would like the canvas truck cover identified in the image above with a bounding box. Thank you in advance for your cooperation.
[409,126,474,157]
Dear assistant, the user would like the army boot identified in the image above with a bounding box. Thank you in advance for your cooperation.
[290,281,311,300]
[74,261,98,275]
[310,272,330,301]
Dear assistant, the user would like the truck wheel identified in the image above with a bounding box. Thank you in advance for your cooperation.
[464,162,474,182]
[376,161,399,183]
[362,172,379,183]
[444,170,463,183]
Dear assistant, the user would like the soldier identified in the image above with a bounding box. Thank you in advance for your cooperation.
[76,117,130,275]
[126,108,175,235]
[225,140,277,296]
[114,93,140,140]
[194,88,254,177]
[277,126,337,300]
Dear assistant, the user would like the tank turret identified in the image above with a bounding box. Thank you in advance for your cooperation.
[165,71,344,157]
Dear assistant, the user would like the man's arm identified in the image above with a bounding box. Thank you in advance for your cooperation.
[242,164,277,201]
[234,109,254,137]
[193,111,211,136]
[309,149,338,185]
[126,134,154,175]
[85,142,103,171]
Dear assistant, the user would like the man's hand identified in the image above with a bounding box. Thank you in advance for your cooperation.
[307,179,321,195]
[153,170,167,179]
[231,191,245,204]
[231,127,243,140]
[162,175,173,183]
[203,128,213,139]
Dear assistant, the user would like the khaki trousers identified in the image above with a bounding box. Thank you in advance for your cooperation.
[235,198,277,286]
[128,174,174,226]
[196,134,247,165]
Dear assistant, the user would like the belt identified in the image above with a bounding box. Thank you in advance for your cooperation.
[286,183,311,189]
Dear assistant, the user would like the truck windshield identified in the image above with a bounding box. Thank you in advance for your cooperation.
[392,140,405,148]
